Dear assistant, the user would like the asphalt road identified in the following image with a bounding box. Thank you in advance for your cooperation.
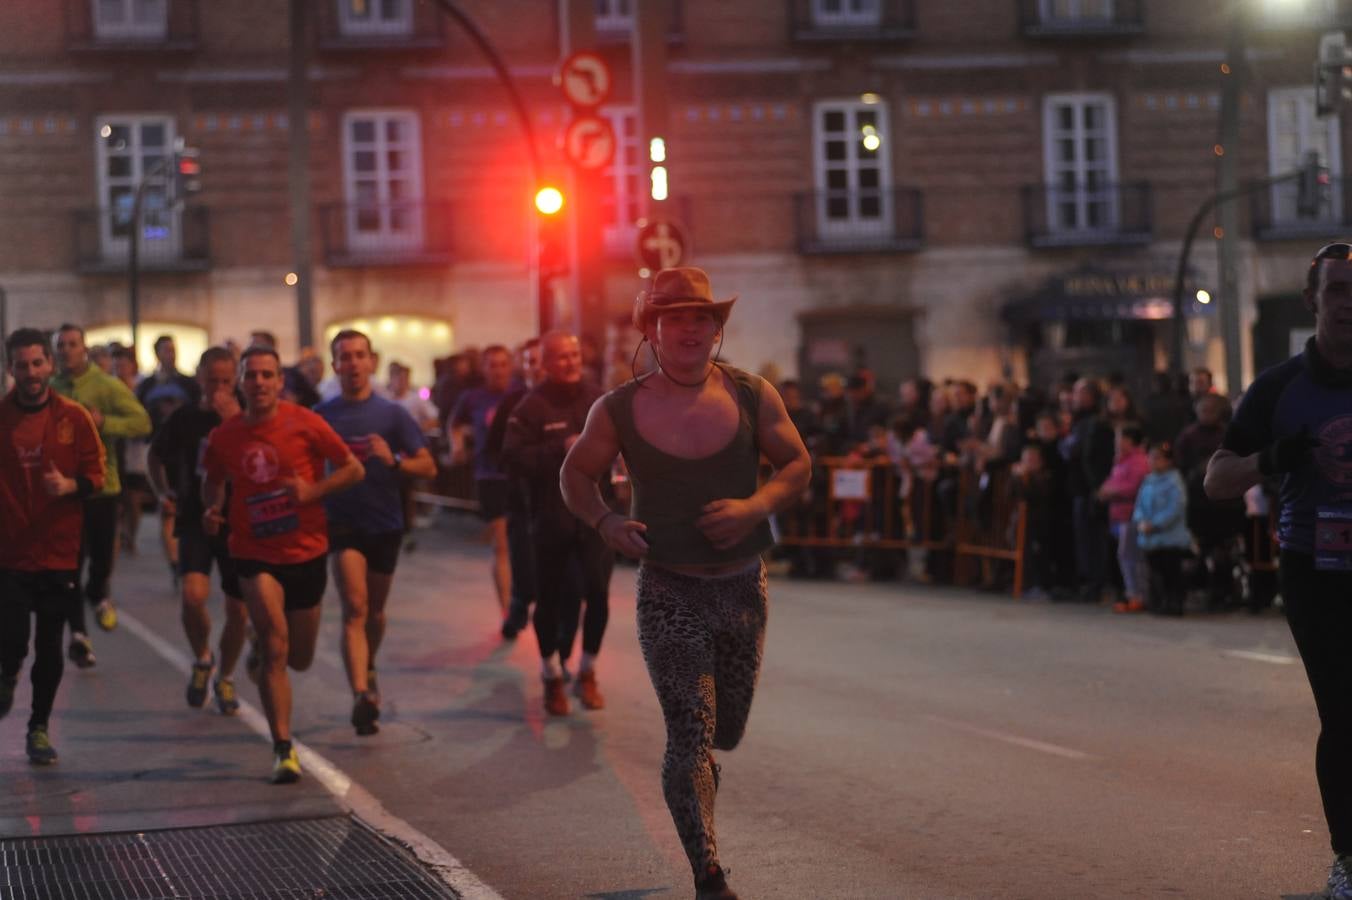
[0,515,1334,899]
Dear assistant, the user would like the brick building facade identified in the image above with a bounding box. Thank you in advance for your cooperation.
[0,0,1346,394]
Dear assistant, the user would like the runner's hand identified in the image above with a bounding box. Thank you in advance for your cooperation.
[1258,427,1321,476]
[42,462,74,497]
[210,387,241,420]
[282,475,318,506]
[696,497,765,551]
[202,506,225,535]
[366,433,394,466]
[599,515,649,559]
[160,494,177,516]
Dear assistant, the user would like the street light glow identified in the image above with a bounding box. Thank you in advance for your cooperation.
[284,272,298,286]
[649,137,666,163]
[860,92,881,105]
[650,165,668,201]
[1196,289,1211,304]
[535,186,564,215]
[99,124,112,138]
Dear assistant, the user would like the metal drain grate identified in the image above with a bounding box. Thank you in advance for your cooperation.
[0,815,459,899]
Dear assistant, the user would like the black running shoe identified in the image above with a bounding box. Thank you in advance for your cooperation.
[67,636,96,669]
[351,692,380,736]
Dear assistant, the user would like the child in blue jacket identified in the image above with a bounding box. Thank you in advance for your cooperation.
[1132,442,1193,616]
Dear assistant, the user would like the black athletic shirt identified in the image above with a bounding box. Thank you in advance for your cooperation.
[1222,338,1352,554]
[150,405,222,538]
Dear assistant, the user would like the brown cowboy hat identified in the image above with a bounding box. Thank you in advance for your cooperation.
[632,266,737,331]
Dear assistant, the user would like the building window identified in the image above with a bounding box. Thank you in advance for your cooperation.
[1038,0,1113,22]
[1260,0,1336,25]
[342,111,424,251]
[1268,86,1342,224]
[92,0,167,40]
[337,0,412,37]
[813,100,893,238]
[595,0,634,32]
[1042,93,1119,234]
[95,115,178,259]
[811,0,882,26]
[600,107,642,255]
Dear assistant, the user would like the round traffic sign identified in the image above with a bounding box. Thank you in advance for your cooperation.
[563,115,616,171]
[636,219,687,270]
[556,51,612,108]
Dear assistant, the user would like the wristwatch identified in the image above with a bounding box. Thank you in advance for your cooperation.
[390,452,404,470]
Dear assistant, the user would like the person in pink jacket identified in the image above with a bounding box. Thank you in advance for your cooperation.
[1096,424,1152,613]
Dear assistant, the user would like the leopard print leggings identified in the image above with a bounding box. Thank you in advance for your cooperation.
[635,560,768,878]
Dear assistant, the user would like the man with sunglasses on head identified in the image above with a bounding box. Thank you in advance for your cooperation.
[1206,241,1352,899]
[560,267,811,900]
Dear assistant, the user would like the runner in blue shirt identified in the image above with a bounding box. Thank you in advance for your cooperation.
[1206,242,1352,900]
[449,345,515,634]
[316,330,435,736]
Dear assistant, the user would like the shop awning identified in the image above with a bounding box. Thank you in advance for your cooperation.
[1002,266,1215,324]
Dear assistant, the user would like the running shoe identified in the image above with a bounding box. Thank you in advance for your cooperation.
[573,670,605,710]
[213,678,239,716]
[67,635,96,669]
[1330,854,1352,900]
[25,726,57,766]
[695,864,738,900]
[0,675,15,719]
[543,676,570,716]
[94,599,118,632]
[351,692,380,737]
[270,747,301,785]
[186,655,215,708]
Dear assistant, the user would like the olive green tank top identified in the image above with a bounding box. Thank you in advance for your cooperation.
[604,365,774,566]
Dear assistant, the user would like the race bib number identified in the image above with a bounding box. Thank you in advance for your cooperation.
[1315,505,1352,572]
[246,488,300,540]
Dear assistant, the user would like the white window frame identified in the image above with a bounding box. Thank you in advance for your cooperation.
[811,0,882,28]
[1267,86,1343,225]
[812,99,894,240]
[94,114,179,261]
[337,0,413,37]
[599,106,641,257]
[1038,0,1114,23]
[342,110,425,253]
[1042,92,1120,237]
[595,0,634,32]
[92,0,168,40]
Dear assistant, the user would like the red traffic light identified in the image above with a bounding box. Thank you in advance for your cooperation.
[178,157,200,176]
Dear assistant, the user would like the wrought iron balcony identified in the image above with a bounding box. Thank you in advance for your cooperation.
[1021,182,1152,248]
[320,202,453,267]
[1018,0,1144,37]
[787,0,915,42]
[65,0,199,51]
[73,206,211,274]
[315,1,445,49]
[794,189,923,254]
[1251,176,1352,240]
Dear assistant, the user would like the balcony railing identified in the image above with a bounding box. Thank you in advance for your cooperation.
[1021,182,1152,248]
[73,206,211,274]
[65,0,199,51]
[795,189,923,254]
[315,1,445,49]
[1251,176,1352,240]
[1018,0,1144,37]
[787,0,915,42]
[320,202,453,267]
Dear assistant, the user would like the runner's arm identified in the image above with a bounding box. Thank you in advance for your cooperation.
[396,447,437,479]
[562,399,649,558]
[99,377,152,439]
[293,452,363,505]
[145,444,174,508]
[1204,449,1263,500]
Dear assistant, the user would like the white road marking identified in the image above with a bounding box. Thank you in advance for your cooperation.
[925,714,1092,760]
[1221,649,1298,666]
[120,609,505,900]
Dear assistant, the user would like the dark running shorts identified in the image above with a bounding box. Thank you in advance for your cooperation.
[328,527,403,576]
[177,528,242,599]
[476,478,508,521]
[234,555,327,611]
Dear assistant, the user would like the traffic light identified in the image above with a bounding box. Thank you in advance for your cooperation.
[535,185,570,281]
[534,185,564,216]
[173,146,201,199]
[1296,151,1331,219]
[1316,32,1352,118]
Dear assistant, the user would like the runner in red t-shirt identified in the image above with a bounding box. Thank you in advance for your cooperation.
[201,346,363,784]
